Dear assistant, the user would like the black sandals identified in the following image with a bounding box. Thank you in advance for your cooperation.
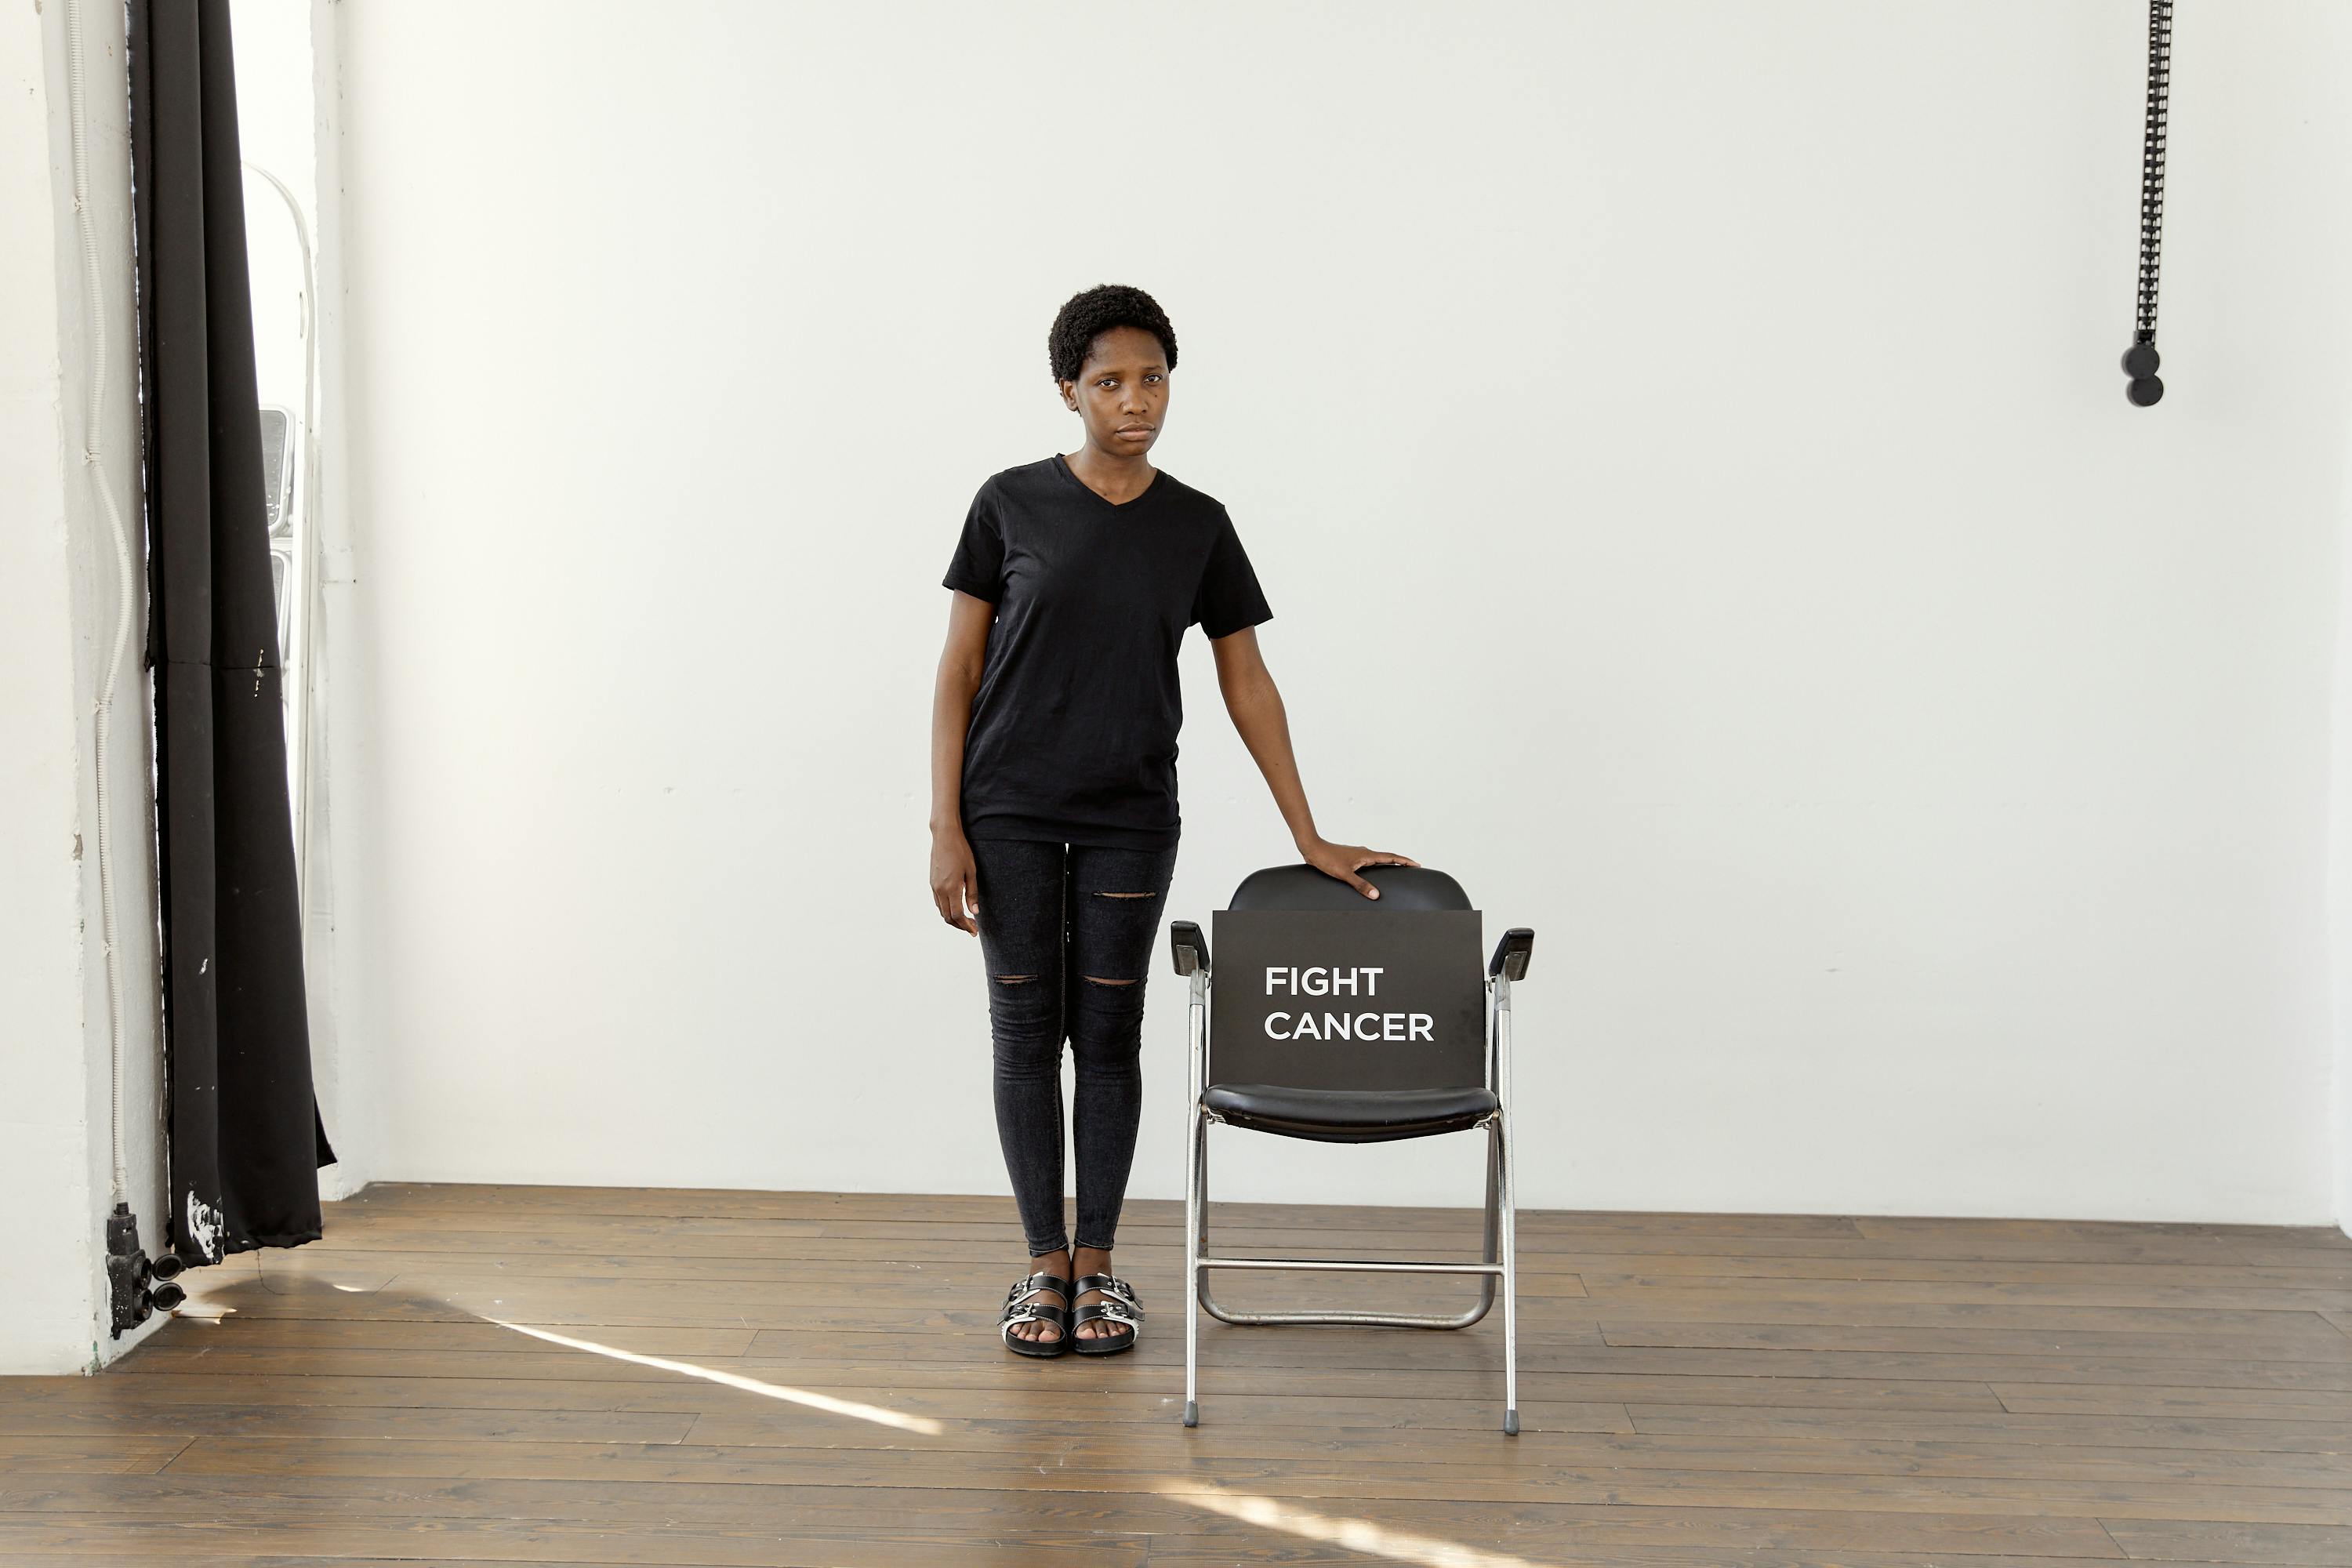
[1068,1272,1145,1355]
[997,1270,1073,1357]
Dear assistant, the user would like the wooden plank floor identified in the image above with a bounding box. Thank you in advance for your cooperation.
[5,1184,2351,1566]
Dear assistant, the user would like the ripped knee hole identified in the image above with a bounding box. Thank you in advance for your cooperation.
[1084,975,1138,986]
[1094,891,1154,898]
[993,974,1038,984]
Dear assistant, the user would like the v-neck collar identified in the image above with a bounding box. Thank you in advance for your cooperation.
[1054,452,1162,511]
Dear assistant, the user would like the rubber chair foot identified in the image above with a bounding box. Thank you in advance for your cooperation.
[1503,1408,1519,1436]
[1183,1400,1198,1428]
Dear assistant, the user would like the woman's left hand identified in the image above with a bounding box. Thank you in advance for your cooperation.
[1301,837,1420,899]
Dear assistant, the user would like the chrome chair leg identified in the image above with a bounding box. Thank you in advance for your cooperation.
[1494,964,1520,1435]
[1497,1105,1519,1436]
[1183,1102,1203,1428]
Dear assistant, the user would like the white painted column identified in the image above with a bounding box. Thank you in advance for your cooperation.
[2,0,168,1374]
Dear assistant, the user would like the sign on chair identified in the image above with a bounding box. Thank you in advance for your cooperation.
[1209,909,1484,1091]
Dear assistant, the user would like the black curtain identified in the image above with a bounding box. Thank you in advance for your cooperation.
[129,0,334,1265]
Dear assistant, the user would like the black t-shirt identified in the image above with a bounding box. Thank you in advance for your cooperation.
[943,454,1274,850]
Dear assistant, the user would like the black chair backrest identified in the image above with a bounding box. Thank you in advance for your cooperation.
[1228,862,1474,913]
[1211,864,1485,1092]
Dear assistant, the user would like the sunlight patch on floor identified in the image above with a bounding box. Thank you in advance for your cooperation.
[1160,1483,1538,1568]
[481,1316,946,1436]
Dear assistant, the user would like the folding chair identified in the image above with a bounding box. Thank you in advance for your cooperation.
[1169,863,1534,1435]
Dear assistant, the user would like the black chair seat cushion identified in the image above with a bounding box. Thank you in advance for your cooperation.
[1202,1083,1499,1144]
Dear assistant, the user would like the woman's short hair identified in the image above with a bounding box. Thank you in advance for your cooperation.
[1048,285,1178,384]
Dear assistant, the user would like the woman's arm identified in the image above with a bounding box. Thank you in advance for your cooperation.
[1210,626,1417,899]
[929,590,995,934]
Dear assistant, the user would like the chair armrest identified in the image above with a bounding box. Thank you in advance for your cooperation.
[1488,927,1534,982]
[1170,920,1209,978]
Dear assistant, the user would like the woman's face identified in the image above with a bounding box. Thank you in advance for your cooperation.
[1060,325,1170,459]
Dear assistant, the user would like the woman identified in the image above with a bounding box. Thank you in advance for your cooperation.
[929,284,1416,1357]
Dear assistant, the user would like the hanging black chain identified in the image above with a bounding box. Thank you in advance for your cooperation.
[2123,0,2172,405]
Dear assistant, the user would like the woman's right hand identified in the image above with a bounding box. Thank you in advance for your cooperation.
[931,829,980,935]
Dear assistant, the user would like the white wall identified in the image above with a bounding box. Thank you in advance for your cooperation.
[3,0,168,1374]
[2335,419,2352,1239]
[331,1,2352,1222]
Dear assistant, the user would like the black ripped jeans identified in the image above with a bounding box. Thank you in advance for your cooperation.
[968,836,1180,1258]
